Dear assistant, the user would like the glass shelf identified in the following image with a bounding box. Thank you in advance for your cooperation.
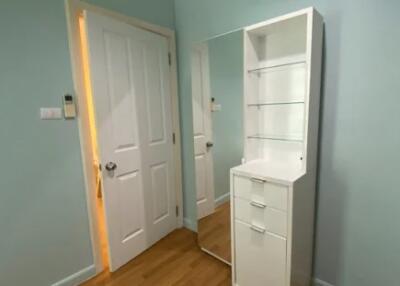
[248,59,306,74]
[247,101,304,107]
[247,134,303,142]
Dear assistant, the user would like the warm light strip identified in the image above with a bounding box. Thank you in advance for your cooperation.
[79,15,99,159]
[79,14,109,269]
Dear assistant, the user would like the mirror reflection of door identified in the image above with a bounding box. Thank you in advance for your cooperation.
[191,44,215,220]
[191,30,244,264]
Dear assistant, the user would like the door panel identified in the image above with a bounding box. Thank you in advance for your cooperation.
[119,171,144,242]
[144,46,166,143]
[151,163,169,222]
[191,45,215,219]
[140,35,176,245]
[84,10,176,271]
[104,33,139,152]
[195,154,206,203]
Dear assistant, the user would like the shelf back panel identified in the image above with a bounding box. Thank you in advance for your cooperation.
[244,12,309,168]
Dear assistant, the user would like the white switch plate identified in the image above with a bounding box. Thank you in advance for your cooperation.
[211,103,222,112]
[40,108,62,120]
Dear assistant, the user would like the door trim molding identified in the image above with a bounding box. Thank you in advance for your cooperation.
[65,0,183,276]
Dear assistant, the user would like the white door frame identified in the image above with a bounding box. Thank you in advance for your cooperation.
[65,0,183,274]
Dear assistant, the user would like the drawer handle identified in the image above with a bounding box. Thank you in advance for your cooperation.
[250,201,266,208]
[250,224,266,234]
[250,177,266,184]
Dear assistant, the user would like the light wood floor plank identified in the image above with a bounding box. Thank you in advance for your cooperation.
[81,228,231,286]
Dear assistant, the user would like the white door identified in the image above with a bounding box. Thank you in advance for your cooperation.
[84,10,177,271]
[191,45,215,219]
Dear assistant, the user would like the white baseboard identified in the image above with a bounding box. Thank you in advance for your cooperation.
[51,264,96,286]
[313,278,335,286]
[183,217,197,232]
[215,192,230,207]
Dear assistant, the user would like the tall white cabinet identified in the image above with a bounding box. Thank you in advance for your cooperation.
[231,8,323,286]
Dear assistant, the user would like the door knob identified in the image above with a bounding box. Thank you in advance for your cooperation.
[105,162,117,171]
[206,142,214,148]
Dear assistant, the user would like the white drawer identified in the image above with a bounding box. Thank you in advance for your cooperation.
[234,220,286,286]
[233,175,288,211]
[234,197,287,237]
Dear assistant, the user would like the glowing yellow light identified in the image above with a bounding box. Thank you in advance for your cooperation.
[79,15,109,270]
[79,15,99,158]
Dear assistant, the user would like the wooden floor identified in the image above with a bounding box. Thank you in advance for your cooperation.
[81,228,231,286]
[198,201,231,263]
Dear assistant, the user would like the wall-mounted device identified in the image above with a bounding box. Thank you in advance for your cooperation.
[63,94,76,119]
[211,97,222,112]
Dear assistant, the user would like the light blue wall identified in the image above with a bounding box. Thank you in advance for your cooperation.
[0,1,175,285]
[2,0,399,285]
[207,31,244,201]
[174,0,400,285]
[85,0,175,29]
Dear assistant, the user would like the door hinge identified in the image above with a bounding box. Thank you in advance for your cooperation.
[172,132,176,144]
[176,205,179,217]
[168,52,172,66]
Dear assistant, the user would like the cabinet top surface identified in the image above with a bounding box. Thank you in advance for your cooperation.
[231,159,305,184]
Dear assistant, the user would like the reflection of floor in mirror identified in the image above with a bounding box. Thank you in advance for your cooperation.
[81,228,231,286]
[198,201,231,263]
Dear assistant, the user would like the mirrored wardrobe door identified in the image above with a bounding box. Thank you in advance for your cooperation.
[191,30,244,264]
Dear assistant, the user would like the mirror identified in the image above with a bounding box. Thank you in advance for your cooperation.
[191,30,244,264]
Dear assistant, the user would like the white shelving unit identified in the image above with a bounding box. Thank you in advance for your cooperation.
[231,8,323,286]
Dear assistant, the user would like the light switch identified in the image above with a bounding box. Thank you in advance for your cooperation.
[211,103,222,112]
[40,108,62,120]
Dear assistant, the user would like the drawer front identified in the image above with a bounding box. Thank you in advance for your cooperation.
[233,175,288,211]
[234,220,286,286]
[234,197,287,237]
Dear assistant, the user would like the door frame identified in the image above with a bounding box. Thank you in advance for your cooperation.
[65,0,183,274]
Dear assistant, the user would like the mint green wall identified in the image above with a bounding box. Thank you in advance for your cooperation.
[0,1,175,285]
[207,31,244,201]
[174,0,400,285]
